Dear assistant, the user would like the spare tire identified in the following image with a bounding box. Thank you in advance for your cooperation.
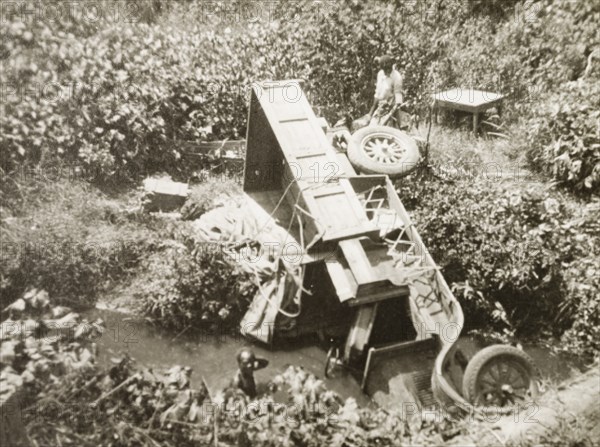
[348,126,420,178]
[462,344,539,407]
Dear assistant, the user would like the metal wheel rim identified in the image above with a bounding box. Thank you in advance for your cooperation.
[361,132,407,164]
[474,356,535,407]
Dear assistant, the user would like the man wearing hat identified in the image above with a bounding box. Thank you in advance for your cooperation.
[366,55,404,128]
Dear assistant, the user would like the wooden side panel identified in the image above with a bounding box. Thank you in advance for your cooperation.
[295,153,331,182]
[306,186,377,241]
[243,90,284,192]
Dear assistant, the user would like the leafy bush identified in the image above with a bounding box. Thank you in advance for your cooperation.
[519,78,600,195]
[6,293,596,447]
[560,256,600,356]
[138,241,256,331]
[399,179,564,335]
[0,0,306,180]
[398,173,600,355]
[3,0,596,185]
[2,0,598,359]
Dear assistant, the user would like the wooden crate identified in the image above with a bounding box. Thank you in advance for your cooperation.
[143,178,188,212]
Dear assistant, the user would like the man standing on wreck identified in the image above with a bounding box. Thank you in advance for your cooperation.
[366,55,404,128]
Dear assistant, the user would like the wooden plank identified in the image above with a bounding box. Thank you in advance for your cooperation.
[143,178,188,211]
[335,153,356,176]
[143,178,188,197]
[340,178,374,226]
[278,119,326,156]
[294,152,331,182]
[325,259,356,302]
[352,282,410,306]
[339,238,376,284]
[326,239,412,305]
[344,303,378,361]
[258,84,335,165]
[307,185,379,241]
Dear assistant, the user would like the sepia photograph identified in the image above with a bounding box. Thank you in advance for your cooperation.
[1,1,598,446]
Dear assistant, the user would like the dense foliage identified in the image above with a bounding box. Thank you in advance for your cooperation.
[2,0,598,195]
[1,0,598,354]
[520,78,600,194]
[398,172,600,354]
[1,5,598,446]
[137,241,257,332]
[0,0,305,181]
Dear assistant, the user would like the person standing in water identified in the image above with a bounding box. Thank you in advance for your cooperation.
[232,348,269,398]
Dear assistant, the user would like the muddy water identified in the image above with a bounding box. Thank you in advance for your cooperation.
[87,308,371,405]
[87,308,583,405]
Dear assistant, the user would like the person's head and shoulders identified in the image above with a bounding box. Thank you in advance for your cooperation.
[376,55,402,84]
[231,347,269,398]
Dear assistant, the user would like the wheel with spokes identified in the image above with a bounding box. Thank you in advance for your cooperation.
[348,125,420,177]
[462,345,539,408]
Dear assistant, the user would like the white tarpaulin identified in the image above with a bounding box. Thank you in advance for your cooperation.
[192,201,304,344]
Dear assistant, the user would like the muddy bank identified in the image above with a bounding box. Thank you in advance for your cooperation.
[450,365,600,446]
[499,366,599,445]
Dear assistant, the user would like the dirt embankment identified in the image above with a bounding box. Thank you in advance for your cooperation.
[452,366,600,446]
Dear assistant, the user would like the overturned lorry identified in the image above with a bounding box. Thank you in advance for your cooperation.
[199,80,539,412]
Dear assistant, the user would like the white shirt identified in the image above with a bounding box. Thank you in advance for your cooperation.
[374,69,403,104]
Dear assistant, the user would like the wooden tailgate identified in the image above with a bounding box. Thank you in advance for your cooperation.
[245,81,378,245]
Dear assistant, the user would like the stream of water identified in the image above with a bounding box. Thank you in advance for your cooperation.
[87,307,584,405]
[87,308,371,405]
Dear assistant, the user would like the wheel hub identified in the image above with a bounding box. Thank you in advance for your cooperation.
[501,384,514,394]
[477,359,533,406]
[362,133,406,164]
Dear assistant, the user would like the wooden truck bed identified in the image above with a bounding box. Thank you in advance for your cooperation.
[241,80,469,411]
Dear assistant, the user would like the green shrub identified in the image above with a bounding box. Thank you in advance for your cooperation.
[4,0,596,183]
[138,241,256,331]
[560,256,600,357]
[399,179,563,335]
[0,0,526,181]
[0,0,306,180]
[398,172,599,355]
[2,0,598,357]
[520,78,600,195]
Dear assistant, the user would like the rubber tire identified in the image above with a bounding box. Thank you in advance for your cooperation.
[348,125,420,178]
[462,344,539,406]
